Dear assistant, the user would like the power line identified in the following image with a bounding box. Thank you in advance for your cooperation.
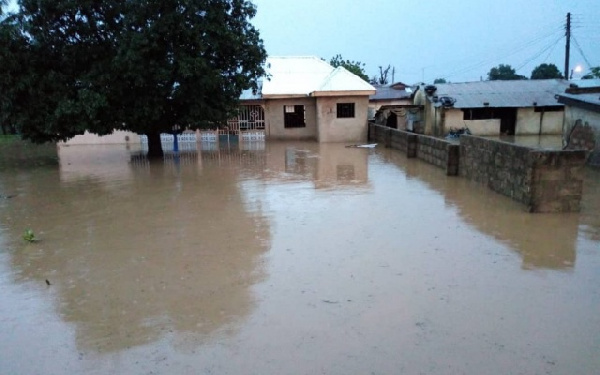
[572,35,594,68]
[515,35,564,72]
[441,22,564,80]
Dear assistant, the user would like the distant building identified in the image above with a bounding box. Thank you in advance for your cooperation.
[556,80,600,166]
[415,79,573,136]
[238,56,376,143]
[64,56,375,146]
[368,82,421,132]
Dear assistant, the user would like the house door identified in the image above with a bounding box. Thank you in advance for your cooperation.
[386,112,397,129]
[497,108,517,135]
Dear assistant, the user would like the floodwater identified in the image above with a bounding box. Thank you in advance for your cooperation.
[0,141,599,375]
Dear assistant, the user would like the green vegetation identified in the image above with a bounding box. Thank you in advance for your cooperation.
[1,0,267,158]
[487,64,527,81]
[329,54,370,82]
[22,229,38,242]
[0,135,19,143]
[530,63,564,79]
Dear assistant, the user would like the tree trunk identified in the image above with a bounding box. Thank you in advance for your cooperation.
[146,131,164,159]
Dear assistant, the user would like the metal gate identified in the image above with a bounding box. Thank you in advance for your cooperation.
[221,105,265,135]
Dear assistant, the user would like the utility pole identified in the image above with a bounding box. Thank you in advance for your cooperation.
[564,12,571,80]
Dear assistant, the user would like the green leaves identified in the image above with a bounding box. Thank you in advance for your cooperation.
[487,64,528,81]
[2,0,267,153]
[530,63,564,80]
[329,54,370,82]
[23,228,38,242]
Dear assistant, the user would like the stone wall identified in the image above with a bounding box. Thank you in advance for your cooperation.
[459,135,586,213]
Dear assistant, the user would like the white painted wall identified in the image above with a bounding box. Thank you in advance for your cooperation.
[61,130,141,145]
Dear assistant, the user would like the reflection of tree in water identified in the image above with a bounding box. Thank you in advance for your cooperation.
[3,153,270,353]
[380,149,581,270]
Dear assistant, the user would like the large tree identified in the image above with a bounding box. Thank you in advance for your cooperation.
[0,1,26,135]
[329,54,369,82]
[487,64,527,81]
[3,0,267,157]
[530,63,563,79]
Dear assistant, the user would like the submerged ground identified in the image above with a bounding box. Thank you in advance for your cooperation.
[1,141,599,374]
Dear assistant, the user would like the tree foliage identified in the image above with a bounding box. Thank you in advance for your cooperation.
[582,66,600,79]
[487,64,527,81]
[433,78,447,84]
[329,54,369,82]
[2,0,267,157]
[530,63,563,79]
[0,3,25,135]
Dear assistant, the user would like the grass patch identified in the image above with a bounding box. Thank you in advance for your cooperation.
[0,138,59,169]
[0,135,21,144]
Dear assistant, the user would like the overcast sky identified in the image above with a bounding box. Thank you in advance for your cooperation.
[252,0,600,84]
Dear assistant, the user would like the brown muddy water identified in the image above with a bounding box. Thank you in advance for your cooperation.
[1,142,599,375]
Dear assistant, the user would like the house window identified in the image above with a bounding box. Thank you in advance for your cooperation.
[534,105,563,113]
[337,103,355,118]
[463,107,494,120]
[284,105,305,128]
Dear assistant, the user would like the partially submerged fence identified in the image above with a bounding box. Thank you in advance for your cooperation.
[369,123,458,176]
[368,123,587,213]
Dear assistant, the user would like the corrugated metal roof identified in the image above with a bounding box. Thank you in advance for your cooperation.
[369,84,413,101]
[570,78,600,88]
[255,56,374,98]
[428,79,571,108]
[558,92,600,107]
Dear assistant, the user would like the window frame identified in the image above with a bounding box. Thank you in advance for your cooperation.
[284,105,306,128]
[336,102,356,118]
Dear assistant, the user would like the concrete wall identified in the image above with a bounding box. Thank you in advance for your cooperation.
[443,109,501,135]
[516,108,563,135]
[423,103,563,137]
[459,135,586,212]
[264,97,318,141]
[416,135,460,175]
[369,123,458,175]
[61,130,141,145]
[563,105,600,166]
[316,96,369,143]
[369,123,587,212]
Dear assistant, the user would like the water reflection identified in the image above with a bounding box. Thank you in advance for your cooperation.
[0,142,372,354]
[580,168,600,241]
[2,145,271,353]
[378,148,580,270]
[265,142,371,191]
